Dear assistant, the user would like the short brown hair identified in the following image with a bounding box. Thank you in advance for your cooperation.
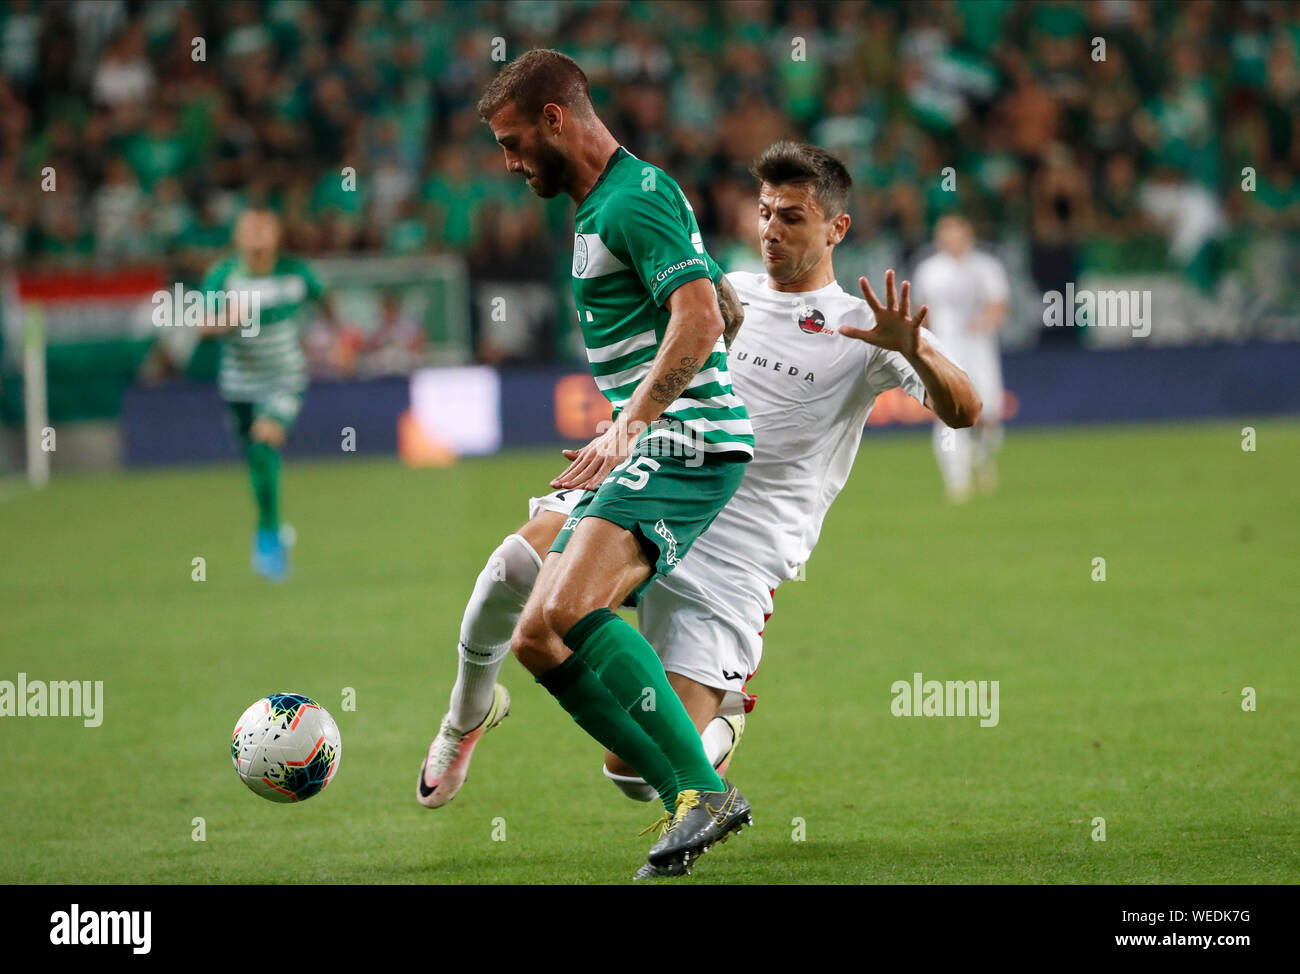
[750,141,852,219]
[477,49,594,122]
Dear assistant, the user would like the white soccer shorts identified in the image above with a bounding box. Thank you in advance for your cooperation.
[528,490,768,714]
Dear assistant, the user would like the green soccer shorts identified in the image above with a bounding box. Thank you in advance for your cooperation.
[549,443,748,606]
[224,391,304,450]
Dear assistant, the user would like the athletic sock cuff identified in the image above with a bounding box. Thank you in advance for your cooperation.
[458,640,512,666]
[561,607,619,656]
[535,653,587,694]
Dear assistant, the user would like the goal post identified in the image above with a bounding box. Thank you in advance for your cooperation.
[23,301,48,488]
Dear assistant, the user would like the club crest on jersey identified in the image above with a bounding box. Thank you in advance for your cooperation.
[572,235,589,275]
[794,304,831,335]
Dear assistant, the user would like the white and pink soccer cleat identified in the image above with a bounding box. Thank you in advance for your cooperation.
[416,683,510,808]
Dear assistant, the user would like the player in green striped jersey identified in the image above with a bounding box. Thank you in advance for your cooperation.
[479,50,752,872]
[197,209,332,582]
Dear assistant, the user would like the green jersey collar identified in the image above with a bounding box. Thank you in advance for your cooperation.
[585,146,630,201]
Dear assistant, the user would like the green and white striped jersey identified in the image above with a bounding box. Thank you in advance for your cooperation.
[572,147,753,458]
[200,254,323,402]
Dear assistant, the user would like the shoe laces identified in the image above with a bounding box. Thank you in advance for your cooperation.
[638,810,672,838]
[428,719,466,770]
[671,789,701,824]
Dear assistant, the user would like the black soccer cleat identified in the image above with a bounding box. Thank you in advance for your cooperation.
[647,780,753,867]
[632,858,691,880]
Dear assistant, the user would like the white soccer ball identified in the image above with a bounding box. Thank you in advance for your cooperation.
[231,693,342,803]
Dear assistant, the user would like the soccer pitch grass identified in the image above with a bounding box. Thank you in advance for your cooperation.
[1,420,1296,884]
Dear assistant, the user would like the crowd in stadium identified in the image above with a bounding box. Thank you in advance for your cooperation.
[1,1,1297,345]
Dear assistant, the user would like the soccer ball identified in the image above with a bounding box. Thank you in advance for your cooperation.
[230,693,342,803]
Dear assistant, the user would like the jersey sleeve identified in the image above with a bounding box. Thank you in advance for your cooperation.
[606,185,712,306]
[296,258,326,303]
[848,303,911,399]
[706,250,724,288]
[865,351,926,405]
[862,313,962,407]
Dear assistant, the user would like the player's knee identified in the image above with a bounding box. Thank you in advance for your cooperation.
[250,418,285,448]
[509,615,557,675]
[489,534,542,598]
[508,621,540,668]
[459,535,542,660]
[541,588,588,643]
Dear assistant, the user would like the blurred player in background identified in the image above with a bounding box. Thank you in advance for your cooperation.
[913,215,1009,502]
[196,209,336,581]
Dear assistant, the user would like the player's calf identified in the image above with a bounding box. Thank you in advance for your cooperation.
[603,713,745,802]
[447,532,542,730]
[420,513,566,811]
[602,674,738,804]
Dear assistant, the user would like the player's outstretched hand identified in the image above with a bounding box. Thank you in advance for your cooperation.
[551,420,633,491]
[838,270,928,357]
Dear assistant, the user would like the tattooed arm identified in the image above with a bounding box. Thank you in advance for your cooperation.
[550,276,723,490]
[629,275,723,420]
[716,273,745,349]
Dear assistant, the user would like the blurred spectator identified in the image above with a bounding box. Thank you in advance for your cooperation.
[1029,142,1091,340]
[92,22,154,115]
[92,155,148,262]
[0,0,41,99]
[359,289,426,375]
[0,0,1295,350]
[1139,165,1227,291]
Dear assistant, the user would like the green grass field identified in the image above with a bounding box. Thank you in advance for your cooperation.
[1,420,1297,884]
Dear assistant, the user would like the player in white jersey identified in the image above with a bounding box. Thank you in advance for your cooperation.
[417,143,980,872]
[913,215,1010,501]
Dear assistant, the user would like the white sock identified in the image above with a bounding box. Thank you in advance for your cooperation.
[450,642,511,733]
[447,534,541,731]
[602,716,738,802]
[701,716,735,767]
[602,767,659,802]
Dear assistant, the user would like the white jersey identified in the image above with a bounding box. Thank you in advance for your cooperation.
[531,269,956,702]
[912,249,1008,343]
[685,270,936,589]
[912,249,1007,418]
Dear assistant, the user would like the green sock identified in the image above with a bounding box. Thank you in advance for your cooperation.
[564,608,725,795]
[537,654,678,812]
[247,442,280,533]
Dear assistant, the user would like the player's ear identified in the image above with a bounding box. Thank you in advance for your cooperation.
[542,103,564,135]
[830,212,850,246]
